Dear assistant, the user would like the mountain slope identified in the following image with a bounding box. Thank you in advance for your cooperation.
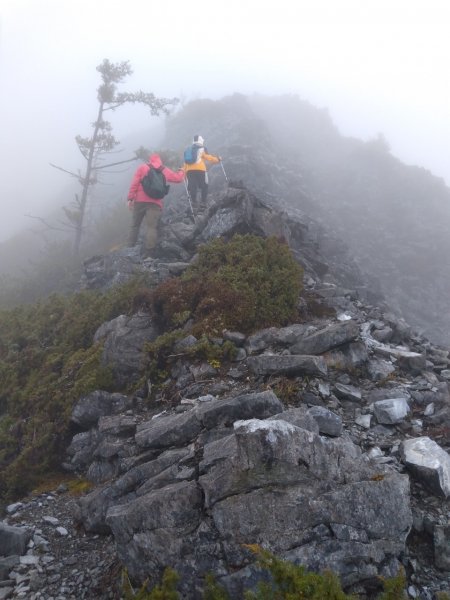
[165,94,450,345]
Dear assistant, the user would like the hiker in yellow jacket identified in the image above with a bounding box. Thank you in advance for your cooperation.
[183,135,220,209]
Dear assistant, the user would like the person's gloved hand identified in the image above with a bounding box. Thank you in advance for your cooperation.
[127,199,134,210]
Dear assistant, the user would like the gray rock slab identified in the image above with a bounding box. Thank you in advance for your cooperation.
[105,481,204,581]
[210,471,410,557]
[200,418,368,508]
[401,437,450,498]
[98,313,160,385]
[334,383,362,403]
[196,390,284,430]
[323,342,368,370]
[65,430,100,470]
[307,406,343,437]
[247,354,327,377]
[71,391,132,430]
[372,343,426,374]
[269,407,319,435]
[135,410,202,449]
[0,523,31,557]
[0,555,19,579]
[76,447,192,533]
[245,324,310,354]
[289,319,360,355]
[367,358,396,381]
[222,330,246,346]
[97,414,137,436]
[434,525,450,570]
[374,398,410,425]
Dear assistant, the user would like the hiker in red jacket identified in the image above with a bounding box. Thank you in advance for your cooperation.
[126,153,184,254]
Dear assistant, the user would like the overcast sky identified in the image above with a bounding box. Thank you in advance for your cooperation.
[1,0,450,241]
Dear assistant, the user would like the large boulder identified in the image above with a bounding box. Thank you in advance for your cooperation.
[94,312,160,385]
[289,320,360,355]
[401,437,450,498]
[71,391,133,430]
[88,417,412,597]
[0,523,31,557]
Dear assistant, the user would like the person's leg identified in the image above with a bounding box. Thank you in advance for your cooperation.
[187,171,198,205]
[143,203,162,250]
[127,202,147,246]
[200,171,209,203]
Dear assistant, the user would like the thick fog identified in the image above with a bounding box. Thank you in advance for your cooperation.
[1,0,450,242]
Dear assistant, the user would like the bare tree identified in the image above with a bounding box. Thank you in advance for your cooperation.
[52,59,178,255]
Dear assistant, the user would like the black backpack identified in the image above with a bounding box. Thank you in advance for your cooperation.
[141,166,170,199]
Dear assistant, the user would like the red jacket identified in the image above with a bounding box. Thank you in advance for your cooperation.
[127,154,185,208]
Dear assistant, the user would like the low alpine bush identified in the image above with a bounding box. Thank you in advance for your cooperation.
[152,234,304,336]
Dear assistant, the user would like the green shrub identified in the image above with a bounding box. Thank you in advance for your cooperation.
[122,550,409,600]
[377,569,407,599]
[243,546,356,600]
[122,568,179,600]
[142,332,237,398]
[143,329,186,387]
[272,377,300,404]
[184,336,237,365]
[0,277,145,500]
[152,234,303,336]
[240,547,408,600]
[202,573,230,600]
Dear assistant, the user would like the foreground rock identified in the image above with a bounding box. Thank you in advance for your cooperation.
[75,391,412,597]
[5,185,450,599]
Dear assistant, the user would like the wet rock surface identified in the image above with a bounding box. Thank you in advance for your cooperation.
[0,489,120,599]
[2,188,450,599]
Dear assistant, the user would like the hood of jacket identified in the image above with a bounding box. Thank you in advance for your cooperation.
[148,153,163,169]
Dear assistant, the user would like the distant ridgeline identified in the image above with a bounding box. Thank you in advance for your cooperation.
[164,93,450,345]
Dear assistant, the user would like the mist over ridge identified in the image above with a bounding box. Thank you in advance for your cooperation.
[2,91,450,346]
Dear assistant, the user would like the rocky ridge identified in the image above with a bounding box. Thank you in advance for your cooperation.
[1,187,450,599]
[162,94,450,345]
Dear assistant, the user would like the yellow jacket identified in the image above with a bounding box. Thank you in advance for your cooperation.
[184,147,220,172]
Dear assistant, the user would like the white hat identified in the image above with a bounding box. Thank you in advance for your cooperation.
[193,135,204,145]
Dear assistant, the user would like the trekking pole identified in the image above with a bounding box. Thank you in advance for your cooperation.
[183,178,196,222]
[219,159,229,183]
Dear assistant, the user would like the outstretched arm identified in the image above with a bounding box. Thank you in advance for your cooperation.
[203,152,220,164]
[163,166,185,183]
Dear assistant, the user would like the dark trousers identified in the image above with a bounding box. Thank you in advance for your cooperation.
[187,170,208,205]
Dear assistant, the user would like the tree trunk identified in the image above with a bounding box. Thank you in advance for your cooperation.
[73,101,104,255]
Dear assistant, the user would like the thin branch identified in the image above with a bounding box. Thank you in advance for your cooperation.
[77,145,89,160]
[56,221,78,231]
[97,167,133,175]
[94,156,138,170]
[24,213,72,233]
[103,101,127,111]
[49,163,83,180]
